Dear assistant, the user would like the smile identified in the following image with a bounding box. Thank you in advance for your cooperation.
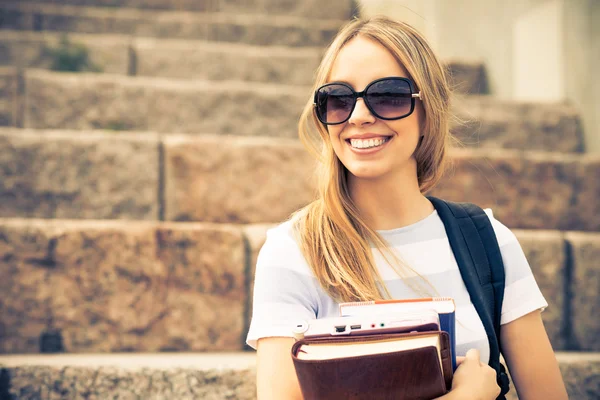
[346,137,391,152]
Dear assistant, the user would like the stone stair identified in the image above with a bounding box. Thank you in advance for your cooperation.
[1,0,599,399]
[0,353,598,399]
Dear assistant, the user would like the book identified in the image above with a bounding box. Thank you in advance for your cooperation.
[292,331,452,400]
[339,297,457,370]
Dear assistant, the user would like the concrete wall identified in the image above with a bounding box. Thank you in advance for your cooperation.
[359,0,599,153]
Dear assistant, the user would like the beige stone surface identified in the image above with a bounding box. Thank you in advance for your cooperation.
[1,2,343,46]
[1,352,598,399]
[565,232,600,351]
[452,96,584,153]
[0,219,246,353]
[0,128,159,220]
[513,230,566,349]
[430,148,523,228]
[242,224,273,347]
[0,67,18,127]
[0,30,130,75]
[3,364,256,400]
[21,69,583,153]
[569,156,600,232]
[446,60,488,94]
[134,38,322,85]
[24,70,306,137]
[164,134,316,224]
[431,149,596,231]
[516,152,579,230]
[17,0,353,19]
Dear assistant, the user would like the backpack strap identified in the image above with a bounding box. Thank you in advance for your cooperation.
[428,196,510,398]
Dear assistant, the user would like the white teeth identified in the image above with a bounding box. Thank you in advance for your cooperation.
[350,137,389,149]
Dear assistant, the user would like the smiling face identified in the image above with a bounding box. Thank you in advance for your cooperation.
[326,35,423,182]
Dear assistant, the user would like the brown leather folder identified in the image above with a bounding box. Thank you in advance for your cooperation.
[291,331,452,400]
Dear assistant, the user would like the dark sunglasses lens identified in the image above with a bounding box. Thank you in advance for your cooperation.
[316,85,355,124]
[366,79,413,119]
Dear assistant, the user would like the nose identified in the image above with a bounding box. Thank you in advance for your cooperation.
[348,98,376,126]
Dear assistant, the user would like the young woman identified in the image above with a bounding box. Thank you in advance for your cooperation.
[246,16,568,400]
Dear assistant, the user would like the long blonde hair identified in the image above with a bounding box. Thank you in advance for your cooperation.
[292,16,453,303]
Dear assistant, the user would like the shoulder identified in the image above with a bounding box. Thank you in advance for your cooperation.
[257,217,313,276]
[482,208,519,248]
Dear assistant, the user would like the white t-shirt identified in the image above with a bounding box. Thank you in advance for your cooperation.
[246,208,548,363]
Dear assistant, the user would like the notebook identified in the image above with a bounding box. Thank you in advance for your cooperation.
[292,331,452,400]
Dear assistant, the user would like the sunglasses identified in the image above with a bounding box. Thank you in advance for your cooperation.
[313,77,422,125]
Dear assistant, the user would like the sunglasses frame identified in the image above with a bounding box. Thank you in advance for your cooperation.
[313,77,422,125]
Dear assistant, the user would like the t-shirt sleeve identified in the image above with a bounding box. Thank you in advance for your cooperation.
[245,223,318,350]
[484,209,548,325]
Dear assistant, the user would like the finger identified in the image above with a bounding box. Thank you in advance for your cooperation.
[456,356,466,366]
[465,348,481,362]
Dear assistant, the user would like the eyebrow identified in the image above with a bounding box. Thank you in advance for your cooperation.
[326,76,410,87]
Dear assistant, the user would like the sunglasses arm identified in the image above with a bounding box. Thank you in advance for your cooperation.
[412,92,422,99]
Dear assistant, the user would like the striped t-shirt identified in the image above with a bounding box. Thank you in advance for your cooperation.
[246,208,548,363]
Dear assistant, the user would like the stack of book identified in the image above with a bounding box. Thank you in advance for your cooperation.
[291,298,456,400]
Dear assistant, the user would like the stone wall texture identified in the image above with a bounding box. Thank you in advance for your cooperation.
[0,68,18,127]
[16,69,584,151]
[514,230,566,349]
[16,0,355,19]
[0,219,247,353]
[566,232,600,351]
[0,129,159,220]
[164,135,316,224]
[452,96,584,152]
[0,31,130,75]
[1,353,599,399]
[2,1,344,46]
[24,70,307,137]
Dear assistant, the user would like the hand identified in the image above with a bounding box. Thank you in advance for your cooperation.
[450,349,500,400]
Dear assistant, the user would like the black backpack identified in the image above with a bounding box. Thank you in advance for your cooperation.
[428,196,511,399]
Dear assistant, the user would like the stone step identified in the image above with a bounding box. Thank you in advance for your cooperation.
[0,352,598,399]
[2,68,584,152]
[16,0,356,20]
[0,30,324,86]
[0,1,345,47]
[0,30,489,93]
[0,127,598,231]
[0,218,598,353]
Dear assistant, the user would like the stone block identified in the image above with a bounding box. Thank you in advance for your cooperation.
[432,149,590,231]
[1,2,344,46]
[0,31,129,75]
[0,128,158,220]
[452,96,584,153]
[565,232,600,351]
[0,67,18,127]
[513,230,566,349]
[1,352,599,399]
[242,224,273,344]
[164,134,316,224]
[431,148,523,228]
[24,70,305,137]
[446,60,488,94]
[2,364,256,399]
[516,152,579,230]
[17,0,353,19]
[134,38,322,85]
[0,219,246,353]
[568,156,600,231]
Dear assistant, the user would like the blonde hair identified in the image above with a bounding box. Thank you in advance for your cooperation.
[292,16,454,303]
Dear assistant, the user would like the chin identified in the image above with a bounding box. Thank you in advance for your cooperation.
[346,166,389,180]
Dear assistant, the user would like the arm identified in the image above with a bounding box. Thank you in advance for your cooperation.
[500,310,568,400]
[256,337,303,400]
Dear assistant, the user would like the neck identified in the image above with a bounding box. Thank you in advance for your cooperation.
[347,163,434,231]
